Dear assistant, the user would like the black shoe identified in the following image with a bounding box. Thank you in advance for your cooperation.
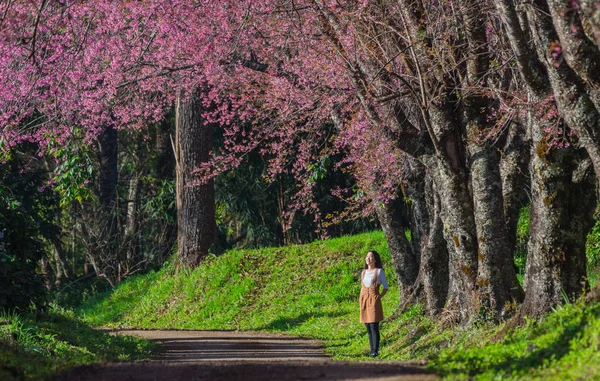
[370,351,378,357]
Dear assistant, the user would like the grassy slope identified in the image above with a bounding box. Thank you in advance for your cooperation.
[0,309,153,381]
[78,230,600,380]
[79,232,395,345]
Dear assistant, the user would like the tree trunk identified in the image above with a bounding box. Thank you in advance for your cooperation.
[579,0,600,47]
[277,175,291,246]
[501,121,531,256]
[98,125,119,241]
[123,173,141,272]
[409,168,449,317]
[433,155,478,325]
[376,195,419,308]
[545,0,600,106]
[520,120,597,319]
[470,146,524,319]
[175,89,216,267]
[457,0,523,319]
[525,0,600,181]
[93,124,119,284]
[50,235,70,287]
[40,256,53,290]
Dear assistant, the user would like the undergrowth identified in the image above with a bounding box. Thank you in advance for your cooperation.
[77,230,600,380]
[0,309,153,381]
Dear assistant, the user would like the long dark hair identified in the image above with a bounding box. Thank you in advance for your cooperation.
[364,250,384,269]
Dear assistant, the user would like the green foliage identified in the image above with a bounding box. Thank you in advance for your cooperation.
[514,206,530,278]
[140,179,176,222]
[50,145,94,207]
[214,152,284,249]
[78,230,600,380]
[0,151,59,312]
[52,276,112,310]
[586,218,600,268]
[0,309,153,381]
[213,149,375,251]
[307,155,331,184]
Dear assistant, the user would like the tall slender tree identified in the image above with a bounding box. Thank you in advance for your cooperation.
[175,89,216,267]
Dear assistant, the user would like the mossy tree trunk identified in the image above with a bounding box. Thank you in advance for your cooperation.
[376,192,419,308]
[410,169,449,317]
[520,120,596,319]
[501,121,531,259]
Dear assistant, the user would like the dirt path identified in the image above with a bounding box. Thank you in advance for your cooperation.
[53,330,438,381]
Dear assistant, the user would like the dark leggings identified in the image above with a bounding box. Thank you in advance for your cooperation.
[365,322,380,353]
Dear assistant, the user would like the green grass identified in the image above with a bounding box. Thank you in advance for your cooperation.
[77,230,600,379]
[0,309,153,381]
[431,301,600,380]
[78,232,396,350]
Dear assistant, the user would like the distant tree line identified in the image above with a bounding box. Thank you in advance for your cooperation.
[0,114,374,311]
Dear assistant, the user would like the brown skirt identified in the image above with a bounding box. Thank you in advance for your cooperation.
[359,278,383,323]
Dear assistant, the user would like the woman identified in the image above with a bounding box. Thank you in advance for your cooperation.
[359,250,388,357]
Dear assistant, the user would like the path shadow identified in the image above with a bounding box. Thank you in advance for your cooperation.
[152,337,327,362]
[110,330,328,362]
[258,311,347,331]
[54,361,437,381]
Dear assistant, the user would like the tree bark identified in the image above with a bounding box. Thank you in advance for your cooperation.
[496,0,600,321]
[520,119,596,319]
[123,173,141,271]
[376,195,419,307]
[40,256,53,290]
[492,0,549,94]
[457,0,524,319]
[434,157,478,324]
[93,124,119,284]
[470,146,524,319]
[545,0,600,104]
[523,0,600,181]
[408,166,449,317]
[175,89,216,267]
[579,0,600,47]
[501,121,531,256]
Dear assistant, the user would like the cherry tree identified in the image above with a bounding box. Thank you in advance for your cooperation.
[1,0,597,322]
[493,0,600,318]
[231,0,595,321]
[0,0,530,318]
[0,1,232,271]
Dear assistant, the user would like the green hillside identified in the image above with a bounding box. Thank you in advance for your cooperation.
[77,231,600,380]
[79,231,394,341]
